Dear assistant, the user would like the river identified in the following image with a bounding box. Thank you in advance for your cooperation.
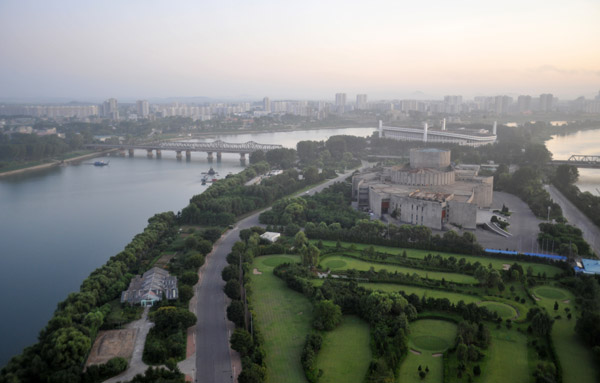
[0,127,375,367]
[545,128,600,195]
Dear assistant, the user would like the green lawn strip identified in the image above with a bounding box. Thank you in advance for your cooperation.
[478,327,529,383]
[397,352,443,383]
[532,286,598,383]
[313,240,563,277]
[250,255,311,383]
[357,282,482,304]
[315,316,371,383]
[320,255,478,284]
[477,301,518,320]
[398,319,457,383]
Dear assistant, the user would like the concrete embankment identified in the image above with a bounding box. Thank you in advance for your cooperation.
[0,150,115,178]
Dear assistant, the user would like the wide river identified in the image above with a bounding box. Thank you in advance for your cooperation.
[0,127,375,367]
[545,128,600,194]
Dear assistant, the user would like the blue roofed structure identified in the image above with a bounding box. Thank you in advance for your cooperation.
[581,259,600,275]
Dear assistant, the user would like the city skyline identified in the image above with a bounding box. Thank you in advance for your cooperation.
[1,0,599,100]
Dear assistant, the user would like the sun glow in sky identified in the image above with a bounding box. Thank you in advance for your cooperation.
[0,0,598,100]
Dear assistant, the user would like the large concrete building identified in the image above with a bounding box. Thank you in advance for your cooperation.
[352,148,493,230]
[379,120,497,147]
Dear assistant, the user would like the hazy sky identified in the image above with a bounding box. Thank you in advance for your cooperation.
[0,0,599,101]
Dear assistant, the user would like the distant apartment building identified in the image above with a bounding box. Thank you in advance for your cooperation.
[356,94,368,110]
[0,104,98,119]
[263,97,271,113]
[493,95,512,115]
[517,95,532,113]
[539,93,554,112]
[335,93,346,114]
[100,98,119,121]
[136,100,149,118]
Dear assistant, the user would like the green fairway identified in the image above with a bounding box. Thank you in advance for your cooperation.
[315,316,371,383]
[480,327,529,383]
[478,301,518,319]
[398,319,456,383]
[358,282,482,304]
[313,240,563,277]
[321,255,478,284]
[533,286,598,383]
[534,286,567,300]
[250,255,310,383]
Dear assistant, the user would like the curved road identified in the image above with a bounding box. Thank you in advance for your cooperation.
[193,166,364,383]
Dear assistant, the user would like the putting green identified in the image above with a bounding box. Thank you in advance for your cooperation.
[409,319,457,353]
[479,301,518,319]
[323,259,347,269]
[534,286,567,300]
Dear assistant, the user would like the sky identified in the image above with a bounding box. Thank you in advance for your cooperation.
[0,0,599,101]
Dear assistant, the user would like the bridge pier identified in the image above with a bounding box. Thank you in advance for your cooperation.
[185,150,191,161]
[128,149,134,157]
[147,149,153,158]
[207,152,214,163]
[217,152,222,162]
[156,149,161,158]
[240,152,246,166]
[176,151,182,160]
[118,149,126,157]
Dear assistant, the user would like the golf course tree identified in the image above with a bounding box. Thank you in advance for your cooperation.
[312,300,342,331]
[527,308,554,337]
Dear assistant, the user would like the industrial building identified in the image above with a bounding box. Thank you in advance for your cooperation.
[352,148,493,230]
[121,267,178,306]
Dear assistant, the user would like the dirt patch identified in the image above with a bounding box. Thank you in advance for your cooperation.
[154,253,176,268]
[409,349,422,355]
[253,268,262,275]
[432,353,443,357]
[532,295,541,301]
[297,312,303,315]
[86,329,137,366]
[563,299,570,304]
[502,264,511,270]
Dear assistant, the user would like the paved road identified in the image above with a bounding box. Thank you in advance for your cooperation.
[545,184,600,257]
[194,167,362,383]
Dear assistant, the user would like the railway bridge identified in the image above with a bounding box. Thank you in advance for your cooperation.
[550,155,600,169]
[86,140,283,165]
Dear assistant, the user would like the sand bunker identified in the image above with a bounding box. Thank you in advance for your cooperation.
[253,268,262,275]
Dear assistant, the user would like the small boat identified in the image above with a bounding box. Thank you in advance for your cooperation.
[207,167,216,175]
[93,160,109,166]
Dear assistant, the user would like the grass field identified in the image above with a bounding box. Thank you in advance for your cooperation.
[532,286,598,383]
[398,319,457,383]
[315,316,371,383]
[251,255,311,383]
[313,240,563,277]
[358,283,482,304]
[321,255,478,284]
[479,327,529,383]
[478,301,518,320]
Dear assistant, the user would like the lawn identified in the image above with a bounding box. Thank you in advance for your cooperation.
[313,240,563,277]
[358,282,482,304]
[321,255,478,284]
[479,327,529,383]
[532,285,598,383]
[398,319,457,383]
[315,316,371,383]
[478,301,518,320]
[250,255,310,383]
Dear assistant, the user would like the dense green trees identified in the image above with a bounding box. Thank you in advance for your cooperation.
[143,307,196,365]
[312,300,342,331]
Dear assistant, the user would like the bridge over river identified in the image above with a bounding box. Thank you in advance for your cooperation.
[86,140,283,164]
[550,155,600,169]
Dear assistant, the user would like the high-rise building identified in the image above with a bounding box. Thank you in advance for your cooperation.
[517,95,532,113]
[101,98,119,121]
[263,97,271,113]
[539,93,554,112]
[356,94,368,110]
[136,100,149,118]
[335,93,346,114]
[493,95,512,115]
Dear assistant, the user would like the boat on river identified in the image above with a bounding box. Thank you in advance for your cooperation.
[93,160,109,166]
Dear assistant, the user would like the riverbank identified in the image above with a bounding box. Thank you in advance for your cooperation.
[0,149,115,178]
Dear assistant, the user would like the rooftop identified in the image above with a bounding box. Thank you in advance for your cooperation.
[581,258,600,275]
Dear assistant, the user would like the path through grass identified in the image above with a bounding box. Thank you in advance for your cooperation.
[480,327,528,383]
[251,255,310,383]
[315,316,371,383]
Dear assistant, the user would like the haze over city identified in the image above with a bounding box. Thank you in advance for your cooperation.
[1,0,599,101]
